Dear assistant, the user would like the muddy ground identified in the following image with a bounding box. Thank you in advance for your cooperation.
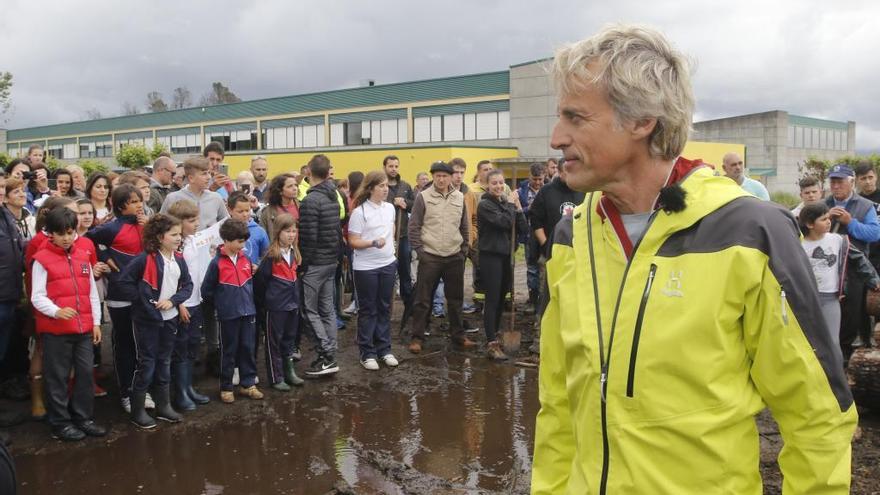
[3,263,880,494]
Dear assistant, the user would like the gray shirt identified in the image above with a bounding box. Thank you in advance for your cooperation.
[160,186,229,230]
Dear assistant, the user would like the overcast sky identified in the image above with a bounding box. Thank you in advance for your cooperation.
[2,0,879,151]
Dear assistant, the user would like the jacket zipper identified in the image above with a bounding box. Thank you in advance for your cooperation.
[626,263,657,398]
[780,289,788,325]
[66,253,84,334]
[587,193,659,495]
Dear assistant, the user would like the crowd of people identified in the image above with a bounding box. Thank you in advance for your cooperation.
[0,140,570,442]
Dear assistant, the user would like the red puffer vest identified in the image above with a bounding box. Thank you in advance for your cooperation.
[32,242,94,335]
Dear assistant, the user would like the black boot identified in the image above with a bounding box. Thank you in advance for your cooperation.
[154,386,182,423]
[206,348,221,378]
[283,357,304,386]
[185,361,210,405]
[171,362,196,412]
[130,392,156,430]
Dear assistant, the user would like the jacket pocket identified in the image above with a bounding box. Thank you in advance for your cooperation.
[626,264,657,398]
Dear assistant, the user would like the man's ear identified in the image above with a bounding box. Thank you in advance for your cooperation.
[630,117,657,141]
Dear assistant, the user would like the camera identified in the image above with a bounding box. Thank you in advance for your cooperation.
[21,171,36,181]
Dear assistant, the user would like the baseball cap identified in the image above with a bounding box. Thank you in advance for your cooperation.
[828,164,854,179]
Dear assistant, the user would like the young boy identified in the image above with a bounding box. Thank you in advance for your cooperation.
[167,199,223,410]
[31,208,107,441]
[201,219,263,403]
[792,176,824,217]
[227,191,269,267]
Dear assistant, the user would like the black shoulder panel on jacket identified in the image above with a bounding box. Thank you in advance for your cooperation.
[657,196,853,411]
[553,215,574,248]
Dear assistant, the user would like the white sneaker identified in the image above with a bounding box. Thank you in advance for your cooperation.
[361,358,379,371]
[381,354,399,367]
[121,397,131,414]
[343,301,358,315]
[232,367,240,386]
[144,393,155,410]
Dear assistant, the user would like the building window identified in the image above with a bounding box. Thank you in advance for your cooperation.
[6,146,18,156]
[206,130,255,152]
[414,111,508,143]
[344,123,362,145]
[811,128,820,149]
[794,126,803,148]
[80,139,112,158]
[263,124,325,149]
[787,126,795,147]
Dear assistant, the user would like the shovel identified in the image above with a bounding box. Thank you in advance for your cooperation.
[500,165,522,355]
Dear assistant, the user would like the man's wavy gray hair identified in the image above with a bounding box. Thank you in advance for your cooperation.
[552,24,694,160]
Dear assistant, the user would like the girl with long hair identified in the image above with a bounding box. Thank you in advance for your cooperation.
[254,213,304,390]
[347,170,398,370]
[259,173,299,242]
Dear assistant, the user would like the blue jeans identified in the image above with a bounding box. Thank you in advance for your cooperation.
[524,238,540,293]
[432,279,445,314]
[132,319,177,393]
[354,261,396,360]
[0,302,16,363]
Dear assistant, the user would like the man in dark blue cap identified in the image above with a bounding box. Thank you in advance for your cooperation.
[825,163,880,353]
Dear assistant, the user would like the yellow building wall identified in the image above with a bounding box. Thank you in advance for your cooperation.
[681,141,745,170]
[221,141,741,185]
[223,147,519,185]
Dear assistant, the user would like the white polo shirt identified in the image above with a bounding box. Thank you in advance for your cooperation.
[348,200,396,271]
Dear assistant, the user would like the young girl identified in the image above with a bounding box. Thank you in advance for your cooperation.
[119,214,193,429]
[477,169,528,361]
[54,169,80,198]
[259,173,299,242]
[799,202,880,359]
[254,214,304,390]
[86,184,147,413]
[347,171,398,370]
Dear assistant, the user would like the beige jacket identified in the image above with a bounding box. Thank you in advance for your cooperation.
[408,185,469,257]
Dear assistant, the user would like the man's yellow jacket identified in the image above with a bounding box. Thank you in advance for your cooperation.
[532,163,857,494]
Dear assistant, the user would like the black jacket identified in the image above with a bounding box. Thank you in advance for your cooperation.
[528,177,585,257]
[386,178,414,238]
[298,179,342,267]
[477,195,528,256]
[0,208,24,303]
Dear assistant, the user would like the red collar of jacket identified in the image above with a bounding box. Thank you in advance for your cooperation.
[596,157,706,259]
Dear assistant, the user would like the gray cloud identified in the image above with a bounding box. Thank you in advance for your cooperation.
[3,0,879,151]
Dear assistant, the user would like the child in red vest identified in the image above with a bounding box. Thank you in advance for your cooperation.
[30,208,107,441]
[254,213,304,391]
[119,214,193,429]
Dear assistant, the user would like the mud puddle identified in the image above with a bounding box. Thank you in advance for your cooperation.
[13,353,539,494]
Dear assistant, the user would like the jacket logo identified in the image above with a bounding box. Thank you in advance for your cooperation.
[81,263,90,275]
[661,270,683,297]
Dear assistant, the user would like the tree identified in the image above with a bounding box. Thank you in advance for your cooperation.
[797,156,830,185]
[121,101,141,115]
[199,82,241,106]
[77,158,109,177]
[84,108,103,120]
[171,86,191,110]
[146,91,168,112]
[0,72,12,122]
[115,143,151,170]
[150,141,169,160]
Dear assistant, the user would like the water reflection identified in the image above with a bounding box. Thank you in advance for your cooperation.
[16,353,539,494]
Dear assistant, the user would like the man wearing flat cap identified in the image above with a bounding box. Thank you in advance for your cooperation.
[825,163,880,353]
[406,161,477,354]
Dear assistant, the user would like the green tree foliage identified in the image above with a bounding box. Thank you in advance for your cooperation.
[146,91,168,112]
[77,159,109,178]
[770,191,799,209]
[199,82,241,106]
[797,154,880,185]
[0,152,11,170]
[115,143,151,169]
[44,155,62,171]
[0,72,12,121]
[150,141,169,160]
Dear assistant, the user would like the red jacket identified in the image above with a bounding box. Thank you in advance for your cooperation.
[26,232,98,305]
[32,242,95,335]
